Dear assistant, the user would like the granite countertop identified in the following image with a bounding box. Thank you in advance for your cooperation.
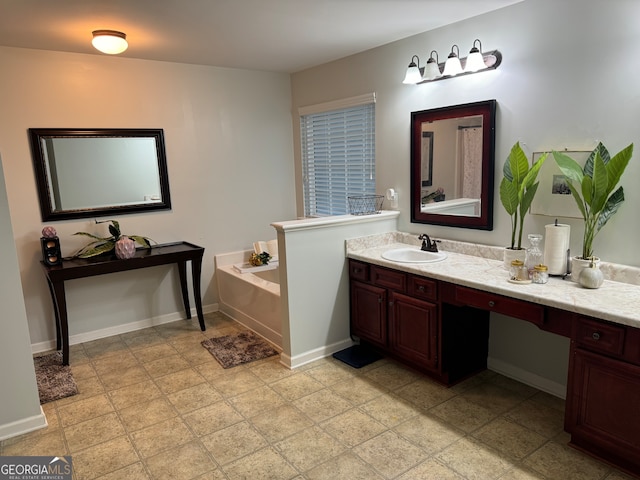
[346,232,640,329]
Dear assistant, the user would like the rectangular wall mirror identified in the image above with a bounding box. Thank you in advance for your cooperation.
[29,128,172,221]
[411,100,496,230]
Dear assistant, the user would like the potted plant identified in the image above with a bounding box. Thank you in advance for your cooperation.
[500,142,548,267]
[72,219,155,259]
[552,142,633,282]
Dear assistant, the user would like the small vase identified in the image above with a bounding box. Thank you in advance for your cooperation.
[503,247,527,270]
[115,236,136,259]
[571,256,600,283]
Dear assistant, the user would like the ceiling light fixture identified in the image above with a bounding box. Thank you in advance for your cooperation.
[91,30,128,55]
[402,38,502,85]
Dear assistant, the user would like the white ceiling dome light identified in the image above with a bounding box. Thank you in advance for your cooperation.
[91,30,128,55]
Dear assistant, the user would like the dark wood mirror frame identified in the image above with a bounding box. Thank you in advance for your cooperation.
[29,128,172,222]
[411,99,496,230]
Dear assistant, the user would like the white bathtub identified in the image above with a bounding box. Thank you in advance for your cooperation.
[214,250,282,348]
[421,197,481,216]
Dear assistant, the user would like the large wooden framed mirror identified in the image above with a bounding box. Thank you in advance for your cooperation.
[29,128,172,221]
[411,99,496,230]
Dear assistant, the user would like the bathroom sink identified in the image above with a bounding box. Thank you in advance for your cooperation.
[381,247,447,263]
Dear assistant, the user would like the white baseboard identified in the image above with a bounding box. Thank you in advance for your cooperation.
[31,303,218,354]
[0,406,48,441]
[488,356,567,399]
[280,338,355,369]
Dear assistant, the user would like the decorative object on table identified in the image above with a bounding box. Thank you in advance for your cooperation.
[553,142,633,280]
[249,251,272,266]
[500,142,548,268]
[72,219,154,258]
[347,194,384,215]
[508,259,531,283]
[114,236,136,259]
[532,264,549,284]
[40,225,62,266]
[34,351,78,404]
[544,220,571,276]
[525,233,543,277]
[201,330,278,368]
[578,259,604,289]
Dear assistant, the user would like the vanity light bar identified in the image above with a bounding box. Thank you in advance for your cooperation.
[403,39,502,85]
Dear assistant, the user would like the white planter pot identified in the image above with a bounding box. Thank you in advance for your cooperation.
[503,248,527,270]
[570,256,600,283]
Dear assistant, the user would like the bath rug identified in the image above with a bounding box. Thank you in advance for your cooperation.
[202,330,278,368]
[34,351,78,404]
[333,344,383,368]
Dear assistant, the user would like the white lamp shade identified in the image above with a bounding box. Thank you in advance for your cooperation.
[443,56,463,76]
[465,51,486,72]
[92,30,128,55]
[403,64,422,84]
[422,60,442,81]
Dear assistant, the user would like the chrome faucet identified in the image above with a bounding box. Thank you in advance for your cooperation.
[418,234,438,253]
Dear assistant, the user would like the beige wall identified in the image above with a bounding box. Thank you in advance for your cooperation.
[0,47,296,347]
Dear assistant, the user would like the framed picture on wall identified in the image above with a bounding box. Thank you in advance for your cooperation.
[530,150,590,218]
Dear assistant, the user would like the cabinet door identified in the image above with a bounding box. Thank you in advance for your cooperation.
[567,348,640,474]
[389,292,438,370]
[351,280,387,348]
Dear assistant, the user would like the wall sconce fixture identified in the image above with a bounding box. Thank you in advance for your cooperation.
[91,30,128,55]
[403,38,501,85]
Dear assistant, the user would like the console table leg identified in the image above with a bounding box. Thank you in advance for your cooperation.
[51,281,70,366]
[45,278,62,351]
[191,257,206,331]
[177,261,192,319]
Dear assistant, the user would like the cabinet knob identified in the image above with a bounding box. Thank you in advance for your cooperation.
[592,332,601,341]
[488,301,495,307]
[418,285,425,292]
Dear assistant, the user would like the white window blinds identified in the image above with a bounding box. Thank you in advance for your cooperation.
[300,93,376,216]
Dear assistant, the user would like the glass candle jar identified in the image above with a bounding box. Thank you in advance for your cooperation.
[510,259,528,281]
[532,264,549,284]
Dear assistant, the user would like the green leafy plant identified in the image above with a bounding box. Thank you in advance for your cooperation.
[500,142,548,250]
[72,219,154,258]
[553,142,633,260]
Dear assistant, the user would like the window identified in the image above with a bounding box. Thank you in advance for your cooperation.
[300,93,376,216]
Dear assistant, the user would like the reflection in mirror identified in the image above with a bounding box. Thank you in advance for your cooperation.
[29,129,171,221]
[411,100,496,230]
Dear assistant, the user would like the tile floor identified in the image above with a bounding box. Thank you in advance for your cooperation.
[2,312,635,480]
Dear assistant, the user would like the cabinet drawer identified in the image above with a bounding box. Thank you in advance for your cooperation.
[371,265,406,292]
[575,316,625,357]
[454,286,544,326]
[349,260,369,281]
[408,275,437,302]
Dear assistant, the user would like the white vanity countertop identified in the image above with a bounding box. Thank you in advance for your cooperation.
[346,233,640,329]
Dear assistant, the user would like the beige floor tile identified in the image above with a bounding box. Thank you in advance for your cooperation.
[292,388,353,422]
[222,446,298,480]
[183,400,243,436]
[145,441,216,480]
[363,361,421,390]
[505,397,565,438]
[57,394,114,427]
[83,336,129,360]
[304,360,356,386]
[201,421,267,465]
[330,376,387,405]
[210,369,265,397]
[167,382,223,414]
[436,437,514,479]
[94,462,150,479]
[120,329,166,350]
[99,365,152,391]
[275,426,346,471]
[270,372,325,401]
[461,382,528,415]
[154,367,206,394]
[130,416,194,458]
[119,397,177,432]
[305,452,385,480]
[523,440,611,479]
[1,430,68,456]
[70,361,97,380]
[320,409,387,447]
[108,379,162,410]
[56,375,105,406]
[396,377,457,410]
[132,343,179,363]
[429,395,497,433]
[397,458,465,479]
[359,393,419,427]
[394,412,464,454]
[91,351,139,375]
[250,405,314,443]
[248,358,297,384]
[472,417,547,460]
[529,390,566,412]
[353,430,429,478]
[73,436,140,480]
[65,412,126,453]
[143,353,191,378]
[227,384,286,417]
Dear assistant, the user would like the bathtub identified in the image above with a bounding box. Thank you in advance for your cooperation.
[214,250,282,348]
[421,197,481,216]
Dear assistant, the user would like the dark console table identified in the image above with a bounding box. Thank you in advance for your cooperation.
[41,241,206,365]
